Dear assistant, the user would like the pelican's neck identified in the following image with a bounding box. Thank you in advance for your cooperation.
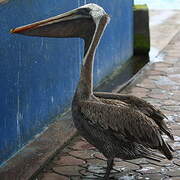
[76,15,108,100]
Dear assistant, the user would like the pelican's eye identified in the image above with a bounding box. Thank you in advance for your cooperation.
[77,8,91,16]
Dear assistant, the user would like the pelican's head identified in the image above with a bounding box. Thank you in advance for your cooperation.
[11,3,110,41]
[11,4,110,98]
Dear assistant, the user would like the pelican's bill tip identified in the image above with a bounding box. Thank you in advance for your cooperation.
[10,28,15,34]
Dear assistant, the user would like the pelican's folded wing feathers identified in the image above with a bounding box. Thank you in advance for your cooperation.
[80,100,173,160]
[80,100,162,148]
[94,92,174,140]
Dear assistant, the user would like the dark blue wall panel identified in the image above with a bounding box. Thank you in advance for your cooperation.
[0,0,133,165]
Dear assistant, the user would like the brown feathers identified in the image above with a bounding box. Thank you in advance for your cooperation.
[94,92,174,140]
[80,98,164,148]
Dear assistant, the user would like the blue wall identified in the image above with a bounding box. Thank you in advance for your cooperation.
[0,0,133,165]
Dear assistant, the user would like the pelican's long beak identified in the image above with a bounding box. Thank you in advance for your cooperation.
[10,7,95,39]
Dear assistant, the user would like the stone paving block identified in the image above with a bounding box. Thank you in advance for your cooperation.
[128,91,148,98]
[154,62,173,68]
[53,165,83,177]
[171,124,180,130]
[162,56,180,63]
[148,75,166,80]
[130,87,150,93]
[40,172,69,180]
[148,70,167,76]
[71,140,96,151]
[173,130,180,136]
[157,84,180,91]
[169,74,180,83]
[93,152,106,160]
[136,82,157,89]
[169,178,180,180]
[165,167,180,177]
[113,161,140,171]
[54,155,86,166]
[80,171,100,179]
[137,164,166,174]
[148,93,169,100]
[69,150,94,160]
[163,100,180,106]
[172,94,180,101]
[167,51,180,57]
[87,158,107,167]
[146,158,173,168]
[162,106,180,112]
[139,173,168,180]
[125,158,149,165]
[173,142,180,151]
[173,160,180,167]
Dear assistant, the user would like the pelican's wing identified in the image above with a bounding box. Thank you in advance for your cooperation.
[79,100,173,160]
[94,92,174,141]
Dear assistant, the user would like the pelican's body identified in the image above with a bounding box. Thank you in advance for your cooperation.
[11,4,174,179]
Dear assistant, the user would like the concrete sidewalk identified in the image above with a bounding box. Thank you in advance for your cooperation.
[149,10,180,62]
[33,25,180,179]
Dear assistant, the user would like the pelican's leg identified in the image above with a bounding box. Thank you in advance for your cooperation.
[104,158,114,179]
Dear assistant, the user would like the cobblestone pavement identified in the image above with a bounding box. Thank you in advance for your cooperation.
[35,31,180,180]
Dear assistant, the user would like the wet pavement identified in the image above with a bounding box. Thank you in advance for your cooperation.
[149,10,180,61]
[33,20,180,179]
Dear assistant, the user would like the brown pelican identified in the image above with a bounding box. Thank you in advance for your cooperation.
[11,3,174,179]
